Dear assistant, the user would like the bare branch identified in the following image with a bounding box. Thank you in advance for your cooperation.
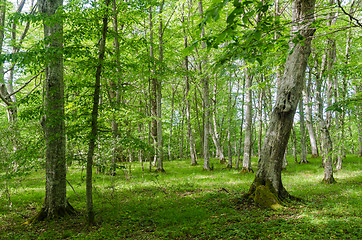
[311,25,358,38]
[7,70,44,98]
[18,75,42,102]
[337,0,362,27]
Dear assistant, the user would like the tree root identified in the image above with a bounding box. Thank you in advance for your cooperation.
[242,181,301,210]
[22,200,76,225]
[240,167,254,173]
[322,176,336,184]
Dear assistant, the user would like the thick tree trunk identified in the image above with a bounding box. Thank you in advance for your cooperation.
[245,0,316,208]
[242,68,253,173]
[27,0,75,223]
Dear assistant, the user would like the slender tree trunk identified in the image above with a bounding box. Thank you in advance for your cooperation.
[227,78,233,168]
[211,83,225,163]
[242,68,253,172]
[235,76,245,169]
[198,0,210,170]
[299,99,308,163]
[168,87,176,161]
[292,127,298,163]
[183,4,197,165]
[85,0,109,225]
[149,6,157,168]
[155,0,165,172]
[304,69,319,157]
[257,85,263,161]
[246,0,316,208]
[356,85,362,157]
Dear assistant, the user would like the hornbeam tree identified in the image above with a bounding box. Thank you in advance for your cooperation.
[245,0,316,208]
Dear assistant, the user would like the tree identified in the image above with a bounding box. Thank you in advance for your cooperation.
[199,0,211,171]
[86,0,110,225]
[245,0,316,207]
[28,0,75,221]
[241,68,253,173]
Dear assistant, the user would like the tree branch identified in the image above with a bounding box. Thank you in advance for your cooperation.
[18,74,42,102]
[7,70,44,98]
[337,0,362,27]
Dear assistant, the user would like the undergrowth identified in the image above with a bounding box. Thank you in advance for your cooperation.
[0,155,361,239]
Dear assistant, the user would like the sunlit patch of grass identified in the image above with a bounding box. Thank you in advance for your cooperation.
[0,154,361,239]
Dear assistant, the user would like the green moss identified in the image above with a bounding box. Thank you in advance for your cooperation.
[253,185,283,210]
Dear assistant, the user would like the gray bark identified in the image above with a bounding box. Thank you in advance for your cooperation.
[227,79,232,168]
[211,83,225,163]
[235,76,245,169]
[299,99,308,163]
[156,0,165,172]
[86,0,109,225]
[149,6,157,168]
[242,68,253,172]
[37,0,74,220]
[199,0,210,170]
[248,0,316,200]
[304,70,319,157]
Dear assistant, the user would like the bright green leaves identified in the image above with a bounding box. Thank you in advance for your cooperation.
[196,0,282,66]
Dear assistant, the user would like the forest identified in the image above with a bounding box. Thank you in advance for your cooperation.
[0,0,361,239]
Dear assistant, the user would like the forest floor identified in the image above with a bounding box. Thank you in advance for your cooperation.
[0,155,361,239]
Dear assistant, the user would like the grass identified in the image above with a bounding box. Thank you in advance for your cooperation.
[0,155,361,239]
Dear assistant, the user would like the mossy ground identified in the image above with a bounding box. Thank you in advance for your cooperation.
[0,155,361,239]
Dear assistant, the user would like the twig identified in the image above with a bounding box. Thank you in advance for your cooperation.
[66,179,81,200]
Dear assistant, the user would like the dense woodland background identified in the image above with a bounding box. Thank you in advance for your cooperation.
[0,0,361,238]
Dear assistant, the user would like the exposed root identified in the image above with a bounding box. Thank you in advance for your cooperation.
[240,167,254,173]
[22,200,76,225]
[242,180,301,210]
[322,176,336,184]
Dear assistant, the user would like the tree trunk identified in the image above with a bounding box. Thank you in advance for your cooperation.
[227,78,233,169]
[235,76,245,170]
[85,0,109,225]
[245,0,316,208]
[149,6,157,169]
[304,69,319,157]
[168,86,176,161]
[292,127,298,163]
[182,2,197,165]
[198,0,210,170]
[155,0,165,172]
[211,83,225,163]
[28,0,75,223]
[242,68,253,173]
[299,99,308,163]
